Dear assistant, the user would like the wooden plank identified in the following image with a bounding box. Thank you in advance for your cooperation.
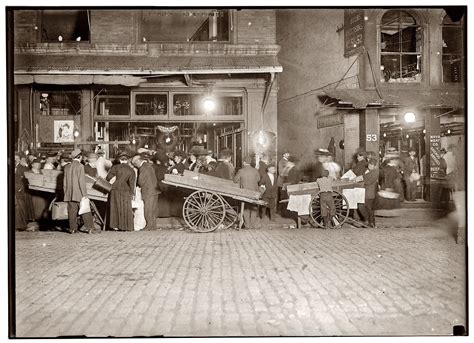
[182,170,238,188]
[164,174,261,200]
[286,180,364,195]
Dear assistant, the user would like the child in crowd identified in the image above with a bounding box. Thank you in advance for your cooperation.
[316,169,336,229]
[259,164,278,221]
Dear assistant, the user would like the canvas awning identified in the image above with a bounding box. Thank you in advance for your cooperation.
[323,88,465,109]
[14,53,283,81]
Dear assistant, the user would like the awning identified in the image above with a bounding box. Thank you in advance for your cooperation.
[14,74,147,86]
[324,88,465,109]
[14,53,283,76]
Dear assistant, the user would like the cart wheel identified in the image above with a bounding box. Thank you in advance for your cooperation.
[309,191,349,229]
[183,191,226,233]
[222,201,239,230]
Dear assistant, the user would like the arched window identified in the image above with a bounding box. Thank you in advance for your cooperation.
[380,10,422,83]
[442,13,464,83]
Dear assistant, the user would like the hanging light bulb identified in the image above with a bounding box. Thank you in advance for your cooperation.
[383,132,387,138]
[74,129,80,138]
[132,138,136,145]
[404,112,416,123]
[144,144,149,149]
[447,129,451,134]
[203,98,215,112]
[165,136,171,144]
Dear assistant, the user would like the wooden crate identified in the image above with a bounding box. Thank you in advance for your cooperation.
[164,173,261,200]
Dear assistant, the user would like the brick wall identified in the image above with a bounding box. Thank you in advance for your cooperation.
[236,10,276,45]
[14,10,39,43]
[90,10,138,44]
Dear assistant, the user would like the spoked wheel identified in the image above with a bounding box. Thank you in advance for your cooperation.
[309,191,350,229]
[222,199,239,230]
[183,191,226,233]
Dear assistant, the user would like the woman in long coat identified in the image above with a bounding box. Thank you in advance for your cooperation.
[106,153,136,231]
[14,154,35,229]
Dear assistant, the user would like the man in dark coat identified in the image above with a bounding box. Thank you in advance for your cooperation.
[215,148,235,180]
[308,149,329,181]
[234,156,260,229]
[106,152,135,231]
[356,158,379,227]
[352,151,368,176]
[402,148,419,201]
[132,154,159,230]
[259,164,278,221]
[63,149,94,234]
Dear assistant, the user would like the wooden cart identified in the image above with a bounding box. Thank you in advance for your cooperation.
[24,170,108,229]
[162,170,266,233]
[285,179,369,229]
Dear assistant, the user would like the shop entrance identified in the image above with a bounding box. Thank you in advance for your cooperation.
[94,121,245,168]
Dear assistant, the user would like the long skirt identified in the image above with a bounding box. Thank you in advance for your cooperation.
[15,191,35,229]
[107,189,134,231]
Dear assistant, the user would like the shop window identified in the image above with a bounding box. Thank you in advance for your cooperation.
[173,93,243,116]
[94,89,130,116]
[135,94,168,116]
[39,90,81,116]
[442,14,464,83]
[41,10,90,42]
[380,10,422,83]
[141,9,229,42]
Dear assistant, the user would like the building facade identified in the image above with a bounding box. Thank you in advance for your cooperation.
[277,8,465,203]
[11,9,282,168]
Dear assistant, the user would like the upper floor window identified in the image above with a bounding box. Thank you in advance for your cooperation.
[380,10,422,83]
[141,9,229,42]
[41,10,90,42]
[38,89,82,116]
[442,13,464,83]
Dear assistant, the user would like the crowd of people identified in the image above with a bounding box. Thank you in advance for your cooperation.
[14,141,461,232]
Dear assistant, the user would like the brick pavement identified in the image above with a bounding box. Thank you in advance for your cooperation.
[14,225,466,337]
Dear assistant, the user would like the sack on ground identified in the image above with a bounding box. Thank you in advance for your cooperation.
[78,197,91,215]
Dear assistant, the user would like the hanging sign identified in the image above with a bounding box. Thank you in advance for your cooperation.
[344,9,365,57]
[317,113,344,128]
[429,135,441,178]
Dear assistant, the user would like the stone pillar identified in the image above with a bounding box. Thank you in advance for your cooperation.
[424,109,441,204]
[359,108,380,155]
[343,112,359,170]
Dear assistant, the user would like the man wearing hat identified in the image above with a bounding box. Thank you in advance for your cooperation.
[43,152,57,170]
[309,149,330,181]
[402,148,419,201]
[132,154,159,230]
[215,148,235,180]
[171,150,189,175]
[352,150,368,176]
[106,152,136,231]
[259,163,279,221]
[63,148,95,234]
[234,156,261,229]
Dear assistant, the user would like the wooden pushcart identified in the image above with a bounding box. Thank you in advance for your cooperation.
[162,170,266,233]
[24,170,108,229]
[285,179,369,228]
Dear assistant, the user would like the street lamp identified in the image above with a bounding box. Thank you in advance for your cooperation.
[203,98,215,112]
[404,112,416,123]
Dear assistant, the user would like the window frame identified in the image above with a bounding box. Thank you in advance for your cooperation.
[378,9,425,85]
[441,13,465,84]
[139,9,232,43]
[40,9,91,43]
[34,88,82,116]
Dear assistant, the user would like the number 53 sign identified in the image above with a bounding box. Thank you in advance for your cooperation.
[366,134,377,141]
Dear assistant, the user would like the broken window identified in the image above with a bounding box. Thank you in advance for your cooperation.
[41,10,90,42]
[442,14,464,83]
[380,10,422,83]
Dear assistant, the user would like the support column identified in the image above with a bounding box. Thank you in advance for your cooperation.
[424,109,441,205]
[359,108,380,155]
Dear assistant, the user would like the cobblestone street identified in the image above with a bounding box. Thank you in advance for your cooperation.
[14,225,466,337]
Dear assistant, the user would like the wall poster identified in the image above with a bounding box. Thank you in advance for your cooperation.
[54,120,74,143]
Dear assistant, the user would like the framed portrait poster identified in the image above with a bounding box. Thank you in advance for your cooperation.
[54,120,74,143]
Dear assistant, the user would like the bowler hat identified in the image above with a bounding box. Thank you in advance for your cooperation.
[70,148,82,159]
[314,148,330,156]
